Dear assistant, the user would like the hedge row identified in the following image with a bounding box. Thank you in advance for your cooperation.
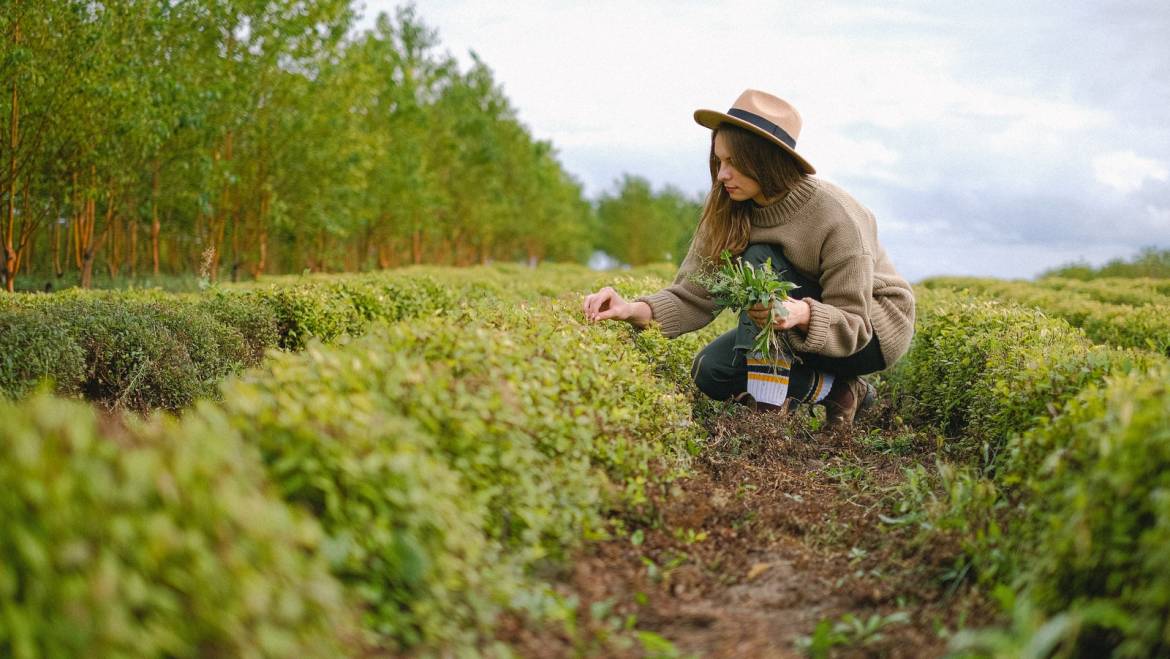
[1,273,721,656]
[920,276,1170,355]
[0,265,679,410]
[0,395,356,658]
[1034,276,1170,306]
[885,287,1170,656]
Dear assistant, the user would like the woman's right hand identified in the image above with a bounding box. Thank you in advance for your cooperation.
[583,287,652,328]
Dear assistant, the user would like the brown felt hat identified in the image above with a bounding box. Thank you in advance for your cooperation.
[694,89,816,174]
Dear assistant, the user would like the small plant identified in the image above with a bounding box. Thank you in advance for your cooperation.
[796,610,910,657]
[690,249,798,366]
[198,246,216,290]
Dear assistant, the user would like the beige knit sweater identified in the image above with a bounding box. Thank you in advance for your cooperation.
[636,177,916,369]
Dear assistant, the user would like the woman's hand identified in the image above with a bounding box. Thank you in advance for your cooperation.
[583,287,652,328]
[748,298,811,331]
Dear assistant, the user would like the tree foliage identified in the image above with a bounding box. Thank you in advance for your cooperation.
[0,1,596,291]
[595,174,700,266]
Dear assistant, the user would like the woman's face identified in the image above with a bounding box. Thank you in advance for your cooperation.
[713,131,765,204]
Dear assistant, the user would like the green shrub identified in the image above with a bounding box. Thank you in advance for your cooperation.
[196,290,280,364]
[220,345,511,650]
[1003,368,1170,657]
[0,395,353,658]
[920,277,1170,355]
[0,307,85,399]
[242,285,365,351]
[213,294,699,650]
[54,296,206,410]
[884,289,1155,463]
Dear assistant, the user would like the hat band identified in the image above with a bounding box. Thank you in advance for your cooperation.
[727,108,797,149]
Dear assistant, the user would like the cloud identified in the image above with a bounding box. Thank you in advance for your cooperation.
[1092,151,1170,194]
[356,0,1170,278]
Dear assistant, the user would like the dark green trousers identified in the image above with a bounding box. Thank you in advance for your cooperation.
[691,243,886,403]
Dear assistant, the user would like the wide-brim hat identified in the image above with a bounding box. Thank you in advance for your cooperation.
[694,89,816,174]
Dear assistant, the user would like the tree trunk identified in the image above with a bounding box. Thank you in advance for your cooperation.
[129,217,138,278]
[210,131,234,283]
[53,212,62,277]
[106,204,120,279]
[78,177,112,289]
[71,171,81,270]
[151,160,160,275]
[3,25,20,292]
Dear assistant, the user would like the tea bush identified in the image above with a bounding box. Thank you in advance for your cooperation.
[886,288,1170,656]
[219,344,512,650]
[0,265,676,409]
[1002,368,1170,657]
[0,395,353,658]
[884,288,1156,463]
[920,277,1170,354]
[0,307,86,398]
[214,294,701,650]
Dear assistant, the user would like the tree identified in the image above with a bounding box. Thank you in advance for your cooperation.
[595,175,700,266]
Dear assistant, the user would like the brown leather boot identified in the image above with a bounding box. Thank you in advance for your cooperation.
[822,377,876,430]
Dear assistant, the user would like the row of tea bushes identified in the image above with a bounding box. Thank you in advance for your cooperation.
[998,368,1170,657]
[216,303,705,648]
[885,288,1158,459]
[0,291,273,410]
[884,288,1170,656]
[0,265,676,410]
[1033,276,1170,306]
[920,276,1170,354]
[0,395,357,658]
[1,279,716,655]
[0,277,451,409]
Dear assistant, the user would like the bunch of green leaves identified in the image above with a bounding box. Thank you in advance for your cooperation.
[691,250,798,364]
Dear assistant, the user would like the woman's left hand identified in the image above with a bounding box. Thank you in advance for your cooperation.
[748,298,812,331]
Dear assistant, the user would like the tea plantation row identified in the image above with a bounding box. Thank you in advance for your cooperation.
[0,264,677,410]
[4,266,1168,656]
[1,266,721,656]
[885,288,1170,656]
[920,276,1170,354]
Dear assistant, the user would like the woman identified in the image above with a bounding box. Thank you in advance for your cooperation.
[583,89,916,430]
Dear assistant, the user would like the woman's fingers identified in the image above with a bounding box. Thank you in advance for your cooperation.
[584,287,621,322]
[583,288,608,317]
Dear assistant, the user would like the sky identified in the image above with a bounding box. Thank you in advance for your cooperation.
[356,0,1170,281]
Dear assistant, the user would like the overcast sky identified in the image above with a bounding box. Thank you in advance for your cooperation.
[356,1,1169,281]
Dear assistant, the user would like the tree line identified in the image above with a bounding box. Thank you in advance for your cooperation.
[1,0,701,292]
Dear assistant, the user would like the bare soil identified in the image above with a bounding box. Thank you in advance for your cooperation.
[502,397,996,658]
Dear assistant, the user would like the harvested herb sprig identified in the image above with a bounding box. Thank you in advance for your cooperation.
[691,250,798,365]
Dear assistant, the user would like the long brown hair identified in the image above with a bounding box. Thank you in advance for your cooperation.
[692,123,808,264]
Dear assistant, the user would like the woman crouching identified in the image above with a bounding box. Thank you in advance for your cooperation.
[583,89,916,430]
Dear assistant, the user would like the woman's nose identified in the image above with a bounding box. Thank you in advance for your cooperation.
[717,164,731,181]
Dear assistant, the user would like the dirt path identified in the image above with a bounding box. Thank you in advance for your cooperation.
[506,399,994,657]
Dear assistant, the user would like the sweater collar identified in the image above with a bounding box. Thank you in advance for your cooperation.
[749,176,819,227]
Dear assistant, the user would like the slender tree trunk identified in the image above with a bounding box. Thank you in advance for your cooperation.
[151,159,160,275]
[71,171,81,270]
[53,212,62,277]
[79,175,112,289]
[106,204,120,279]
[3,25,20,292]
[129,217,138,278]
[252,188,269,278]
[210,131,234,283]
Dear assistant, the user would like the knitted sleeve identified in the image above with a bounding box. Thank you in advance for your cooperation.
[633,235,720,338]
[784,227,874,358]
